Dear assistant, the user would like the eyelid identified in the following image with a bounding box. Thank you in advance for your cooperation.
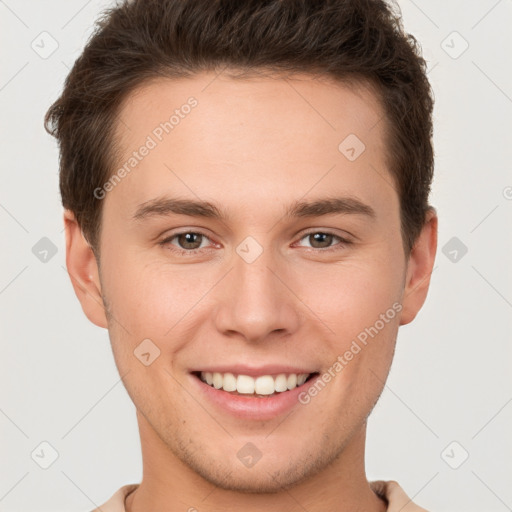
[293,229,353,249]
[159,229,217,251]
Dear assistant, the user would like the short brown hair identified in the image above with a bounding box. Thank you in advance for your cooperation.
[45,0,434,257]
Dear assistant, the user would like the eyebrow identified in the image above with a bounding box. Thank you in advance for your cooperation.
[132,195,376,222]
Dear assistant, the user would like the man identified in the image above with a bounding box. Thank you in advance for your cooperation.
[45,0,437,510]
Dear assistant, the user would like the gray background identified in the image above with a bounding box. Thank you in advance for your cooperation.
[1,1,511,510]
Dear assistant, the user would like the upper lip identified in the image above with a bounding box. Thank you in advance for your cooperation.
[191,364,318,377]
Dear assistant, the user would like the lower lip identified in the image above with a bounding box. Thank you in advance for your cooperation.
[189,373,320,421]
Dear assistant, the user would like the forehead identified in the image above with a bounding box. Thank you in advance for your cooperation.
[108,71,395,222]
[115,71,386,148]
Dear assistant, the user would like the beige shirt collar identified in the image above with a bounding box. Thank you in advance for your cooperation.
[92,480,429,512]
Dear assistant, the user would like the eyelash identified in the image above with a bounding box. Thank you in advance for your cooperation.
[158,229,353,256]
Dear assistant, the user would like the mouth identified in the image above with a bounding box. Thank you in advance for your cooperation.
[191,370,320,398]
[189,365,322,420]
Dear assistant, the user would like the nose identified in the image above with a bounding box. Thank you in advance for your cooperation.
[212,244,301,345]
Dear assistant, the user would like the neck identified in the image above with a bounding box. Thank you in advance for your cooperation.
[126,411,387,512]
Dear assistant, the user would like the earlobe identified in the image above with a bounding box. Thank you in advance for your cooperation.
[399,208,438,326]
[63,209,108,328]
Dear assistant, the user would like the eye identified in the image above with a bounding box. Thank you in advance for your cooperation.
[159,229,352,256]
[296,231,351,251]
[160,231,214,253]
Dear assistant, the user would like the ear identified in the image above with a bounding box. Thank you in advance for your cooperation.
[63,209,108,328]
[399,208,438,326]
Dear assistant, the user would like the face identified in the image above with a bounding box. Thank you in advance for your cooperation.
[67,71,436,492]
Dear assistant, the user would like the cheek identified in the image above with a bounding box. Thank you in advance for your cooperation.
[293,248,403,403]
[101,254,218,343]
[297,251,404,337]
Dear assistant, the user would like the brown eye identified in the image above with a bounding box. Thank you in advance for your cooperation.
[160,231,212,253]
[308,232,335,249]
[296,231,352,251]
[176,232,203,250]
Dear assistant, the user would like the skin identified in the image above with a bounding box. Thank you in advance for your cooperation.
[64,71,437,512]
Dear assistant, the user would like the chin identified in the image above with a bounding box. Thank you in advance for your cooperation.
[174,436,344,494]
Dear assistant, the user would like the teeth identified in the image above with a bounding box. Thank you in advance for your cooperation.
[275,374,288,392]
[212,372,223,389]
[237,374,255,394]
[287,374,297,390]
[255,375,275,395]
[223,372,237,392]
[297,374,308,386]
[199,371,311,395]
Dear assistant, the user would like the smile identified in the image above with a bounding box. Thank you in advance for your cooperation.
[197,371,318,397]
